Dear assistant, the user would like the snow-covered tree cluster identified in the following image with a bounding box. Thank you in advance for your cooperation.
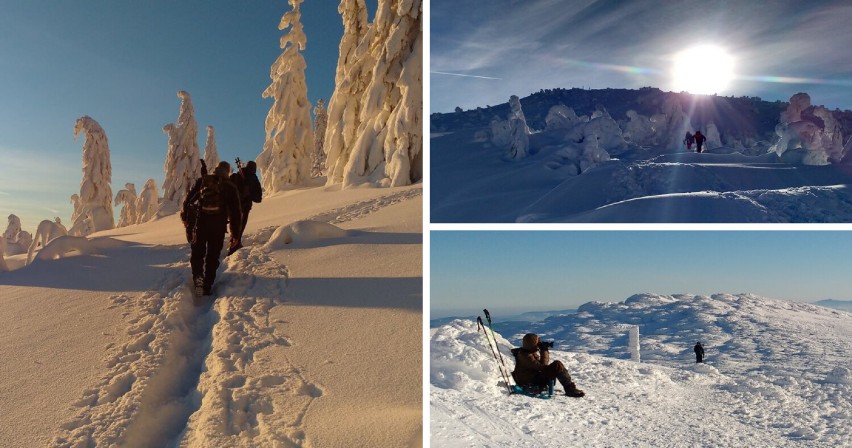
[68,116,114,237]
[3,214,33,256]
[257,0,315,194]
[323,0,422,188]
[114,183,137,228]
[770,92,849,165]
[160,91,201,214]
[312,99,328,177]
[203,125,220,173]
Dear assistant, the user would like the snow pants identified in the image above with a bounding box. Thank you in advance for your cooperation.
[190,218,226,288]
[533,360,578,392]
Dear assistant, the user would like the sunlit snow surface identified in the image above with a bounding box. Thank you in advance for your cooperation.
[431,293,852,447]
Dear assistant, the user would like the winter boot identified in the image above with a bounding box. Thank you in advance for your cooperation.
[564,381,585,398]
[193,276,204,298]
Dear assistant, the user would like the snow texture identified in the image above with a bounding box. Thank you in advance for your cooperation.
[256,0,315,193]
[324,0,422,188]
[69,116,114,236]
[160,91,202,213]
[135,179,159,224]
[432,293,852,447]
[114,183,137,228]
[312,98,328,178]
[202,125,220,173]
[26,218,67,265]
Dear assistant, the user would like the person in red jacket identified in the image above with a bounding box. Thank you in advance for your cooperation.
[511,333,585,397]
[694,130,706,153]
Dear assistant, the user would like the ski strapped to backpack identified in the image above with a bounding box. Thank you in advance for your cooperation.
[477,316,513,394]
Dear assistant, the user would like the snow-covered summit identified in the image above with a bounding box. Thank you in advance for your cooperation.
[432,293,852,447]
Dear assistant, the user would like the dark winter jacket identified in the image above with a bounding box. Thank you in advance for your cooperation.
[229,165,263,212]
[694,132,706,145]
[183,174,242,238]
[511,333,549,385]
[694,342,704,357]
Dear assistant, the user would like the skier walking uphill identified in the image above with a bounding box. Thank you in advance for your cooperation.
[228,159,263,254]
[182,161,242,297]
[511,333,585,397]
[694,341,705,363]
[694,130,706,153]
[684,131,695,151]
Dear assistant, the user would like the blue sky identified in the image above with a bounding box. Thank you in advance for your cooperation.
[431,0,852,112]
[431,231,852,318]
[0,1,356,232]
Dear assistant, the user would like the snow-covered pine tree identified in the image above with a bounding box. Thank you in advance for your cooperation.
[325,0,422,188]
[161,91,201,212]
[114,183,137,227]
[324,0,369,186]
[203,125,220,172]
[136,179,159,224]
[256,0,315,195]
[312,99,328,177]
[69,116,114,236]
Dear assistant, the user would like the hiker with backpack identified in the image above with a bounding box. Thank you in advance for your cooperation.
[694,130,706,153]
[511,333,585,398]
[684,131,695,151]
[182,161,242,297]
[228,159,263,254]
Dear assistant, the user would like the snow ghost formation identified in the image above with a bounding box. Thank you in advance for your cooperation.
[203,125,220,173]
[257,0,315,194]
[136,179,159,224]
[312,98,328,178]
[507,95,530,159]
[770,92,847,165]
[324,0,423,187]
[26,217,68,265]
[114,183,138,228]
[622,110,654,145]
[705,123,723,150]
[3,214,33,256]
[161,91,201,212]
[545,104,584,131]
[69,116,114,236]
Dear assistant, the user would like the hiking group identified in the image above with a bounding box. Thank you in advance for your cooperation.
[683,130,706,153]
[181,158,262,299]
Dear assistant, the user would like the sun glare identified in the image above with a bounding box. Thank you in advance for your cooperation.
[672,45,735,95]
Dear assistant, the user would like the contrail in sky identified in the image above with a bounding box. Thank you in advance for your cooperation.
[431,71,501,80]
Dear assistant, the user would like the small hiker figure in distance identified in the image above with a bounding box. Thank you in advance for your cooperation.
[511,333,585,397]
[694,130,706,153]
[182,161,243,298]
[684,131,695,151]
[228,159,263,255]
[694,341,705,363]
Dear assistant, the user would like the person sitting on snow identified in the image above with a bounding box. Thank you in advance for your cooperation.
[511,333,585,397]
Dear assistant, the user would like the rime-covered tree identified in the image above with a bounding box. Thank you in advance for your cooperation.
[203,125,220,172]
[114,183,137,227]
[3,214,32,256]
[312,98,328,177]
[136,179,159,224]
[323,0,369,185]
[256,0,315,194]
[325,0,422,187]
[161,91,201,211]
[69,116,114,236]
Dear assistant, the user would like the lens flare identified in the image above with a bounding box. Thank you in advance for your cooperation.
[672,45,735,95]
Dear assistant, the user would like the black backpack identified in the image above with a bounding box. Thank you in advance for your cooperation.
[199,174,223,214]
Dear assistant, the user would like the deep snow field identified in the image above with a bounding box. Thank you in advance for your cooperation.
[0,183,422,447]
[430,293,852,447]
[431,128,852,223]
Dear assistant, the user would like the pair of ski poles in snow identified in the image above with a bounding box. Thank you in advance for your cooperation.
[477,309,514,394]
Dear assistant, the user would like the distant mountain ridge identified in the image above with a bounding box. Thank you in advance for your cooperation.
[431,86,852,145]
[814,299,852,311]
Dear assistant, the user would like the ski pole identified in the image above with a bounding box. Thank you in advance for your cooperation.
[483,309,514,390]
[477,316,513,394]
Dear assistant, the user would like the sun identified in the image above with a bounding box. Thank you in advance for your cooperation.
[672,45,735,95]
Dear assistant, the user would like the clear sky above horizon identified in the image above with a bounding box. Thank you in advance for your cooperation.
[431,231,852,319]
[431,0,852,113]
[0,1,360,232]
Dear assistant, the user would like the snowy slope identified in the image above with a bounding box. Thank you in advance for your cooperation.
[0,183,422,447]
[431,129,852,223]
[431,294,852,447]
